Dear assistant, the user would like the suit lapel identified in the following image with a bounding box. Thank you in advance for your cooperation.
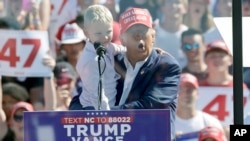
[129,50,158,94]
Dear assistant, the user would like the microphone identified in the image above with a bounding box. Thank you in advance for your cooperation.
[94,42,106,57]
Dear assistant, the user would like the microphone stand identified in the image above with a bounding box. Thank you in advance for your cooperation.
[94,42,106,110]
[97,55,105,110]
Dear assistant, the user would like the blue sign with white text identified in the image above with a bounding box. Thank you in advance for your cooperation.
[24,109,171,141]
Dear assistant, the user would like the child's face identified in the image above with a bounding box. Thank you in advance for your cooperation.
[85,22,113,47]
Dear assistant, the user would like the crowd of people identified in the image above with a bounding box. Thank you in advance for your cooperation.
[0,0,250,141]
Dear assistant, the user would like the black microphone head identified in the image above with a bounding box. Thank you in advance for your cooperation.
[93,42,106,56]
[94,42,101,50]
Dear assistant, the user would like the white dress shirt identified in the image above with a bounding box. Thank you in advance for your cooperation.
[119,55,148,106]
[76,41,125,110]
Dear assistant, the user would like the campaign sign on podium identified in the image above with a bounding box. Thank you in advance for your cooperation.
[24,109,171,141]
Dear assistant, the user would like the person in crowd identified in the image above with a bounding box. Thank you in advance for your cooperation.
[211,0,232,17]
[183,0,214,33]
[181,28,208,82]
[75,4,125,110]
[198,126,226,141]
[242,0,250,16]
[77,0,100,13]
[0,77,15,141]
[183,0,223,45]
[2,83,29,122]
[102,0,120,21]
[199,40,248,88]
[118,0,160,21]
[175,73,224,141]
[8,101,34,141]
[57,23,86,70]
[43,60,77,111]
[49,0,79,57]
[155,0,188,68]
[7,0,50,30]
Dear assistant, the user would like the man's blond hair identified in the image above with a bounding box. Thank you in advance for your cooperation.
[84,4,113,28]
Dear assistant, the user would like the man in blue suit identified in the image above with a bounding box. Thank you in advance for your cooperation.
[69,7,181,140]
[113,8,181,140]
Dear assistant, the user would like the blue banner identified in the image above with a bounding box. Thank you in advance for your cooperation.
[24,109,171,141]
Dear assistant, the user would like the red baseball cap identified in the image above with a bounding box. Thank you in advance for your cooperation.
[180,73,199,89]
[119,7,152,33]
[205,40,231,56]
[199,126,225,141]
[10,101,34,119]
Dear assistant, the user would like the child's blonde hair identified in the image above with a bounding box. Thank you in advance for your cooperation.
[84,4,113,28]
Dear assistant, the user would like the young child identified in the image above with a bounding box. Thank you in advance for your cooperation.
[76,4,125,110]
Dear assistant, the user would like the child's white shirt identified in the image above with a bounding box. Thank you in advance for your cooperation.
[76,41,126,110]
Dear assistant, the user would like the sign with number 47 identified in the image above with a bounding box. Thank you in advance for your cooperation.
[0,30,51,77]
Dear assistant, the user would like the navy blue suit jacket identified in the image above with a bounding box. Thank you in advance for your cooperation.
[113,49,181,140]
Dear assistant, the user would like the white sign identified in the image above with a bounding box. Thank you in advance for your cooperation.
[0,30,51,77]
[214,17,250,67]
[196,87,250,126]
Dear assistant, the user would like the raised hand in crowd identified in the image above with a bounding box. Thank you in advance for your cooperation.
[42,54,57,111]
[9,0,50,30]
[43,54,77,111]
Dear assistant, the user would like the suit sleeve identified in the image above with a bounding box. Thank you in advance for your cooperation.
[111,57,181,110]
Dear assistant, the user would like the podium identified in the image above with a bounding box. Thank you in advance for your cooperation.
[24,109,171,141]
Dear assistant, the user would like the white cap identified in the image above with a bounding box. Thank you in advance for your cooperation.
[60,23,86,45]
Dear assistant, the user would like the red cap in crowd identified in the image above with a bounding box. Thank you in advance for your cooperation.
[205,40,231,56]
[199,126,225,141]
[10,101,34,119]
[119,7,152,33]
[180,73,199,89]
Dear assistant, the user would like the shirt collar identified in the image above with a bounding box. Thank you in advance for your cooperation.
[123,55,148,70]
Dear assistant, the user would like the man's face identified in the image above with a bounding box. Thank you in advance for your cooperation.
[188,0,207,18]
[84,21,113,48]
[182,34,205,62]
[178,83,198,108]
[242,0,250,16]
[122,24,155,63]
[205,50,232,73]
[61,42,85,62]
[216,0,232,17]
[161,0,186,20]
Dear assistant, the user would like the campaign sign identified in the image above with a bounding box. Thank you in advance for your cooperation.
[196,87,250,126]
[0,30,51,77]
[24,109,171,141]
